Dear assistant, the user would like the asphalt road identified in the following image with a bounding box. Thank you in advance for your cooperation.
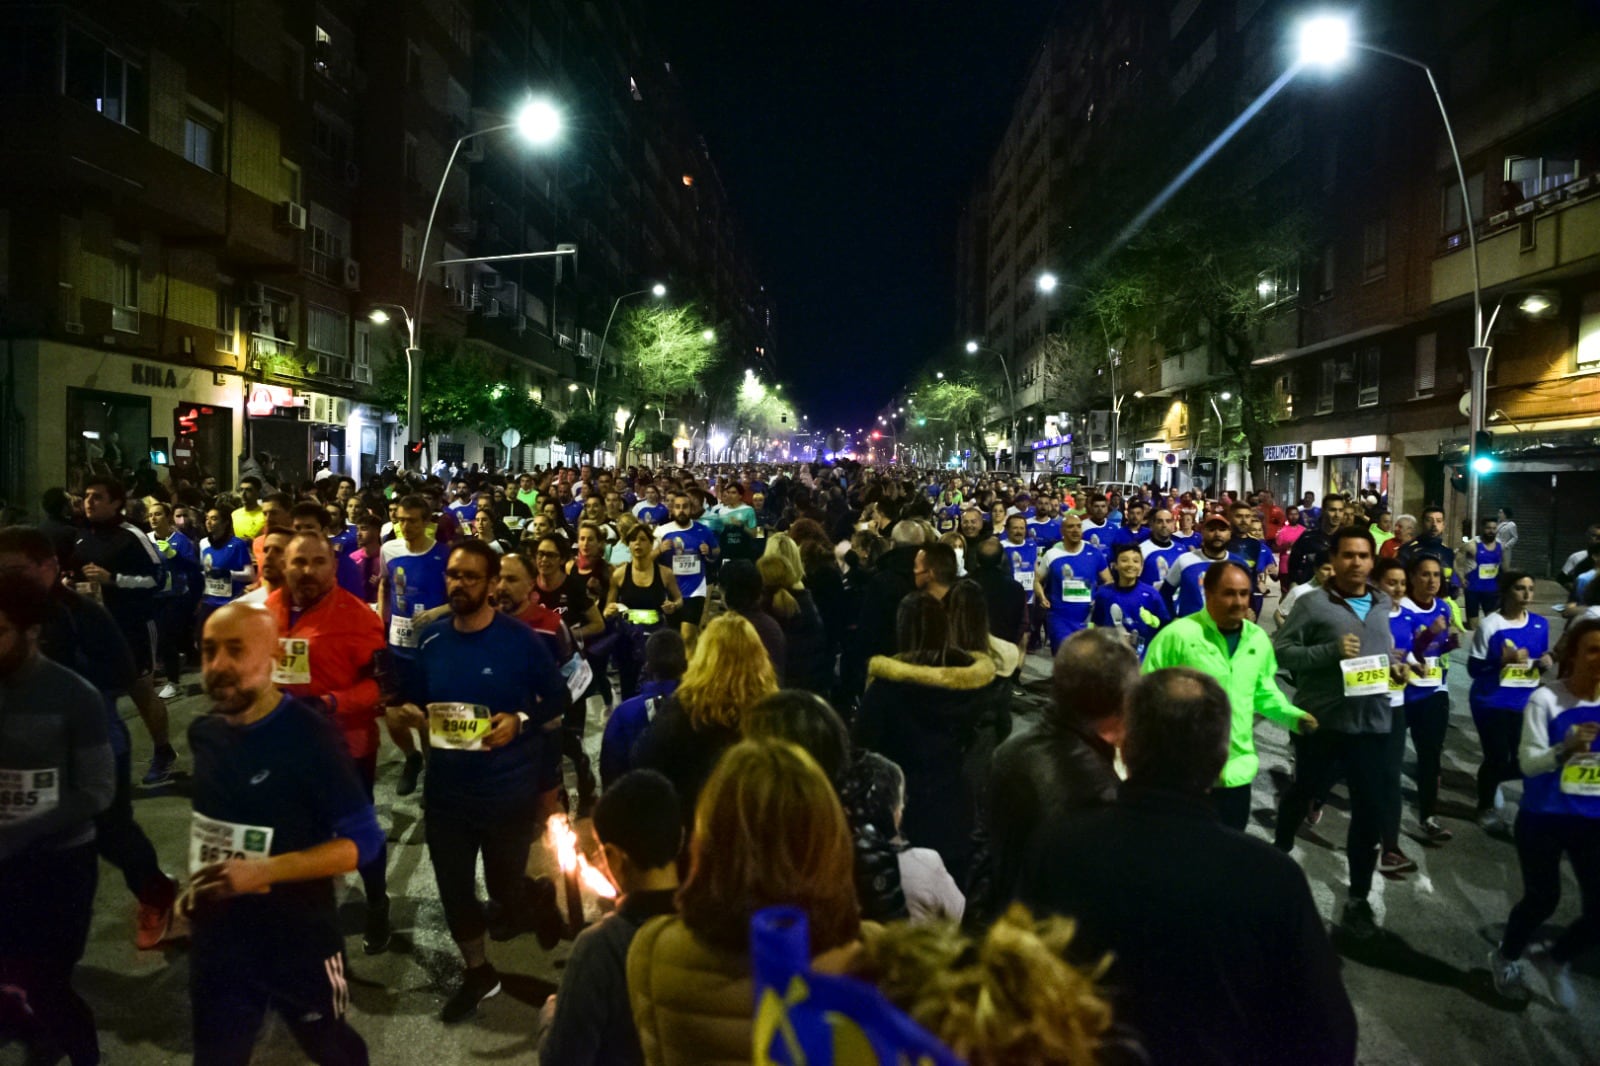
[3,579,1596,1064]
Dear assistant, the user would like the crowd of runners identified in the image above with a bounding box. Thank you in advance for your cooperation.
[1,458,1596,1064]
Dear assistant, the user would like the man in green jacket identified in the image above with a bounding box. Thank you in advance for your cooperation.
[1143,559,1317,830]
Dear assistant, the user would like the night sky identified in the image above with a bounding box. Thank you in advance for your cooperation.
[652,0,1059,433]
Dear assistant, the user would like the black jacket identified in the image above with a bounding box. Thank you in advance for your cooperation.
[630,696,740,835]
[855,652,1000,884]
[776,588,833,695]
[1019,786,1357,1066]
[1286,524,1335,586]
[969,561,1028,648]
[844,544,922,696]
[968,715,1119,923]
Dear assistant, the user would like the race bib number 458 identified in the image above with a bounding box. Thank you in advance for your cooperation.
[0,768,58,825]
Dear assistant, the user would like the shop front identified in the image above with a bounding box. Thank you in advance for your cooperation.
[1261,442,1305,505]
[1028,434,1073,475]
[1311,434,1391,508]
[15,340,244,503]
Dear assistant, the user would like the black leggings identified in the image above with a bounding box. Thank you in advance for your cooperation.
[426,802,537,944]
[0,844,99,1065]
[155,595,195,683]
[1276,730,1390,900]
[98,748,168,901]
[1406,692,1450,821]
[1472,702,1524,812]
[1501,810,1600,963]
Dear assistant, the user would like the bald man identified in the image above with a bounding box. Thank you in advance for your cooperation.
[184,603,381,1064]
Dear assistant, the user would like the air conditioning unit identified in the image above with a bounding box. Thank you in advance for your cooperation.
[352,364,372,384]
[311,394,333,422]
[461,141,485,163]
[482,298,501,318]
[341,258,361,290]
[315,355,336,377]
[332,398,350,423]
[275,201,307,231]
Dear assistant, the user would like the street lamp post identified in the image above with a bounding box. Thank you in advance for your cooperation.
[965,340,1018,473]
[592,283,667,404]
[404,98,563,467]
[1297,15,1487,529]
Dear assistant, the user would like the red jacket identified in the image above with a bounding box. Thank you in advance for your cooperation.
[266,585,387,759]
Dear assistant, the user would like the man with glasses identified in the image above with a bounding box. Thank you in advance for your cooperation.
[379,494,452,796]
[387,543,567,1024]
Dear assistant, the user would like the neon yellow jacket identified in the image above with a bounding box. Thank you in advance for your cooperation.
[1143,609,1307,787]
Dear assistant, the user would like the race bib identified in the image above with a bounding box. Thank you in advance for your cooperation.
[1341,654,1390,697]
[428,703,493,750]
[562,654,594,701]
[204,574,232,598]
[1500,663,1539,689]
[1560,753,1600,797]
[1013,567,1035,587]
[1480,564,1499,580]
[189,812,274,873]
[1412,656,1444,689]
[388,613,416,649]
[1061,578,1090,603]
[504,516,525,531]
[0,768,58,825]
[270,637,311,686]
[625,608,661,625]
[672,553,701,577]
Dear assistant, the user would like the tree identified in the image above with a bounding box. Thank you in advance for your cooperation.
[373,339,561,458]
[559,408,611,458]
[632,428,674,457]
[735,369,797,443]
[607,302,721,466]
[910,378,994,467]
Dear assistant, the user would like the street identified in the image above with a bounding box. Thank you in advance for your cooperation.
[4,581,1596,1065]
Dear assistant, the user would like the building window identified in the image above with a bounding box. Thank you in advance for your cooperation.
[112,247,139,333]
[401,224,418,272]
[1316,360,1336,415]
[403,135,419,181]
[1578,293,1600,369]
[1506,155,1579,199]
[1357,346,1380,407]
[1256,261,1299,310]
[1362,219,1387,282]
[306,304,348,357]
[1440,173,1484,237]
[183,112,219,171]
[64,28,146,131]
[1414,333,1437,397]
[1315,244,1335,300]
[215,284,235,351]
[311,108,350,164]
[405,41,422,86]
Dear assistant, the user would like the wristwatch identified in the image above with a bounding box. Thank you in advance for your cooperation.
[516,711,530,733]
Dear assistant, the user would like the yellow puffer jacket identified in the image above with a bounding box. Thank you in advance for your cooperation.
[627,914,861,1066]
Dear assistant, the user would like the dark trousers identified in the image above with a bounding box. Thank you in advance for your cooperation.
[154,595,193,683]
[1472,702,1524,812]
[1466,589,1500,622]
[1381,708,1408,851]
[191,941,367,1066]
[562,693,596,799]
[426,802,537,943]
[1276,730,1390,899]
[1211,782,1253,832]
[1406,692,1450,821]
[1501,811,1600,963]
[614,621,660,700]
[0,844,99,1065]
[96,749,167,901]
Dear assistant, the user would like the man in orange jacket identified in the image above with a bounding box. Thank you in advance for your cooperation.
[267,530,392,954]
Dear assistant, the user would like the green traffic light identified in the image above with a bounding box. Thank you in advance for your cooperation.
[1471,455,1495,475]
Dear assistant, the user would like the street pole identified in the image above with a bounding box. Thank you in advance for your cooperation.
[1209,394,1225,499]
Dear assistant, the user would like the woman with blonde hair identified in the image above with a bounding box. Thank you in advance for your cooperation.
[631,613,778,829]
[628,739,863,1065]
[856,903,1111,1065]
[758,534,833,693]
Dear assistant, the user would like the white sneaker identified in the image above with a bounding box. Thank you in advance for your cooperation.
[1493,784,1506,812]
[1529,949,1580,1011]
[1478,810,1508,835]
[1489,948,1530,1002]
[157,682,179,700]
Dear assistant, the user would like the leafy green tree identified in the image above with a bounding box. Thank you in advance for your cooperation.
[632,428,674,456]
[374,340,560,453]
[910,378,994,466]
[559,408,611,458]
[607,302,721,466]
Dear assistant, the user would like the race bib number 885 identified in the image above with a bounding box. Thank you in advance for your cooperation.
[0,768,58,825]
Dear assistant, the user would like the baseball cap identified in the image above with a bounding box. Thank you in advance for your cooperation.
[1202,514,1231,529]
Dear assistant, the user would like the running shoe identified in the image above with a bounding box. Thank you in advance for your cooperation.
[157,682,180,700]
[141,746,177,787]
[396,752,424,797]
[1377,849,1417,875]
[1420,816,1454,843]
[1488,948,1530,1003]
[1339,899,1378,940]
[1529,950,1579,1011]
[362,895,391,956]
[134,876,178,950]
[1305,799,1324,826]
[441,964,501,1024]
[1478,810,1512,837]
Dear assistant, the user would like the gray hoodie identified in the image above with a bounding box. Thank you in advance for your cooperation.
[1272,585,1395,734]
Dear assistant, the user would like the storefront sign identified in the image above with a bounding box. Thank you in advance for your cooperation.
[1263,443,1305,462]
[1029,434,1073,450]
[246,384,302,417]
[132,363,179,389]
[1311,434,1388,458]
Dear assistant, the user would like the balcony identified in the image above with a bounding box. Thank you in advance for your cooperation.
[1433,181,1600,304]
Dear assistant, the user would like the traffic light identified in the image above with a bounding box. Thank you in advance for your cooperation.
[870,430,882,440]
[407,440,426,459]
[1470,430,1495,475]
[916,418,927,427]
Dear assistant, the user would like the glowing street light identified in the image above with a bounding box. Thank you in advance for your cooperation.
[1036,271,1059,294]
[368,309,391,325]
[514,97,564,145]
[1295,15,1351,67]
[702,329,716,342]
[650,282,667,298]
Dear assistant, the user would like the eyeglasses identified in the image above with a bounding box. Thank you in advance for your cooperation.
[445,570,488,584]
[534,550,562,559]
